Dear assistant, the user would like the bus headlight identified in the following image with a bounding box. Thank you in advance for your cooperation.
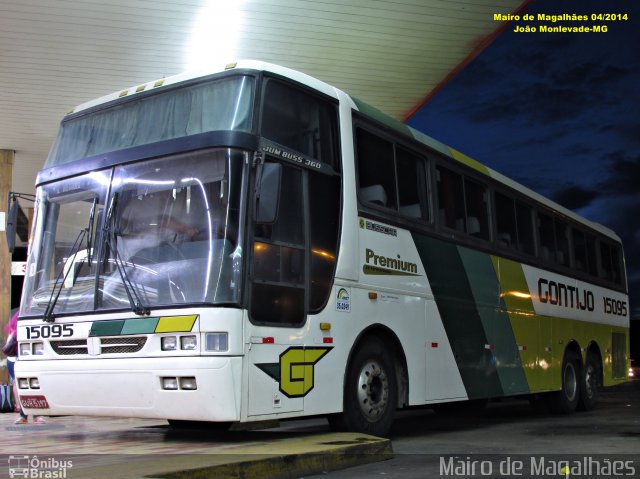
[161,377,178,390]
[179,377,197,390]
[205,333,228,352]
[180,335,197,350]
[161,336,178,351]
[19,343,31,356]
[33,342,45,355]
[29,378,40,389]
[18,378,29,389]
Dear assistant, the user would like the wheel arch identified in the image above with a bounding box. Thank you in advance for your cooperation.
[585,340,604,386]
[564,340,583,366]
[345,324,409,408]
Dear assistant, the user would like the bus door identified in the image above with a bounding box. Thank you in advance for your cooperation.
[246,159,307,416]
[246,334,305,416]
[245,154,340,417]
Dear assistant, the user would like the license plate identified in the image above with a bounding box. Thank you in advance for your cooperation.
[20,395,50,409]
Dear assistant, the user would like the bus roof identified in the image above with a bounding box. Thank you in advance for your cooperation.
[68,60,620,243]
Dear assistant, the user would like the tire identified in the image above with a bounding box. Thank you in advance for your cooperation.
[550,349,580,414]
[578,352,600,411]
[328,336,397,437]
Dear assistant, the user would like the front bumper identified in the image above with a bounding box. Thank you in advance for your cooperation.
[15,356,243,421]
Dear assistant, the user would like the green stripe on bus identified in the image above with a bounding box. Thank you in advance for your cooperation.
[89,316,195,336]
[121,317,160,335]
[351,97,413,137]
[89,320,125,337]
[413,233,503,399]
[458,248,529,395]
[490,256,552,391]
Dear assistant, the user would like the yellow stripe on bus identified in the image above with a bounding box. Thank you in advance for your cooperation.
[155,315,198,333]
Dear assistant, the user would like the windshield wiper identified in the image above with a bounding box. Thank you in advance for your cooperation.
[43,228,88,323]
[102,193,150,316]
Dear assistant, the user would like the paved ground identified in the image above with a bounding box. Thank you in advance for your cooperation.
[1,414,389,478]
[1,381,638,478]
[313,380,640,478]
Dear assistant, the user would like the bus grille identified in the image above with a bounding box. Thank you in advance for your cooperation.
[50,339,88,355]
[50,337,147,355]
[100,336,147,354]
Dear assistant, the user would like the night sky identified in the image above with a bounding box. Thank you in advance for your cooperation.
[407,0,640,320]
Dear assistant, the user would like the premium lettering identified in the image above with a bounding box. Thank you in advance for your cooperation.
[364,248,418,275]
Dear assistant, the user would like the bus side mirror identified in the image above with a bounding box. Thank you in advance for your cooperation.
[256,163,282,224]
[5,195,18,253]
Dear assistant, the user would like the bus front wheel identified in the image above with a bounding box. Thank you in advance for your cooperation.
[328,336,397,437]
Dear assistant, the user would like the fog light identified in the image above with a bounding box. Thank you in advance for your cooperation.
[29,378,40,389]
[179,377,197,390]
[19,343,31,356]
[161,336,177,351]
[205,333,228,352]
[180,335,197,350]
[18,378,29,389]
[162,377,178,390]
[33,342,45,355]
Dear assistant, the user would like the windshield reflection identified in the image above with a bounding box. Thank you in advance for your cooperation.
[22,148,246,318]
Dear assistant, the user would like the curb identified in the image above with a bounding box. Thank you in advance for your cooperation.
[151,436,393,479]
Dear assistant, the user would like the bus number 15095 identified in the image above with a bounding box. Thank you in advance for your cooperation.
[25,324,75,339]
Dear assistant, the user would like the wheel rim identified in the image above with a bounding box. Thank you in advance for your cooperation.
[564,362,578,402]
[356,359,389,422]
[584,363,596,399]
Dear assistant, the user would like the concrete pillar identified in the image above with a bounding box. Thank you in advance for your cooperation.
[1,149,14,383]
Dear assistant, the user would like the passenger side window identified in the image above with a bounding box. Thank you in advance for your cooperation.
[464,178,489,240]
[573,228,588,272]
[537,213,570,267]
[600,241,622,285]
[572,228,598,276]
[495,192,517,249]
[437,167,464,231]
[437,166,488,240]
[555,220,570,267]
[586,233,598,276]
[538,213,556,263]
[515,201,535,255]
[356,128,396,210]
[397,147,427,220]
[494,192,534,255]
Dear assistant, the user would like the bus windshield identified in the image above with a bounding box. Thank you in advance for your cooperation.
[22,148,247,318]
[45,75,254,168]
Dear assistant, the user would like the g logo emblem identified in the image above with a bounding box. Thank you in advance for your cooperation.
[279,347,331,397]
[256,347,332,398]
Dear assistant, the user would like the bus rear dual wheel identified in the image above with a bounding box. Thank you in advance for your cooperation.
[328,336,397,437]
[550,349,599,414]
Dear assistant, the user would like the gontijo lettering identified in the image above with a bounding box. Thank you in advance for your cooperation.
[538,278,594,311]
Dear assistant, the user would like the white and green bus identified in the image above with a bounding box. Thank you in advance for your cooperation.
[13,61,629,436]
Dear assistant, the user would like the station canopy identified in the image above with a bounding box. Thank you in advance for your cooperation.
[0,0,526,197]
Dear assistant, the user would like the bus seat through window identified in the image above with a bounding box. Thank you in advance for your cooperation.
[400,203,421,218]
[360,184,387,207]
